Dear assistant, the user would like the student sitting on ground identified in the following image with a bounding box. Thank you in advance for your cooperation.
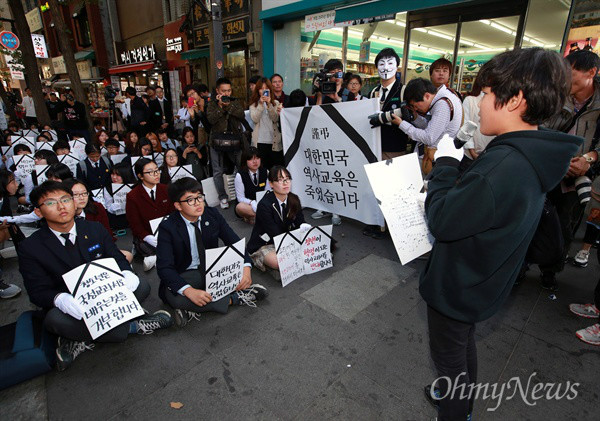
[234,147,270,224]
[156,178,268,326]
[76,143,112,190]
[22,149,59,204]
[126,158,174,271]
[159,148,180,184]
[247,165,310,273]
[104,162,136,230]
[18,181,174,371]
[177,127,206,181]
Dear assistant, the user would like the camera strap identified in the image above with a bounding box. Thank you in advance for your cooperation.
[563,96,593,134]
[429,97,454,121]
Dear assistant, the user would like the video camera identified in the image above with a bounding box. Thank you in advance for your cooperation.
[368,102,414,127]
[313,71,344,95]
[220,95,236,103]
[104,86,120,101]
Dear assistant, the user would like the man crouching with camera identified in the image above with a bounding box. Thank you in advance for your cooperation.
[390,78,463,174]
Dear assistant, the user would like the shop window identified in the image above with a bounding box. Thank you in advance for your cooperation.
[73,7,92,48]
[405,23,458,85]
[225,50,248,108]
[522,0,572,52]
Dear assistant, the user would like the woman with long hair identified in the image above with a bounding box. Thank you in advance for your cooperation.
[146,131,163,153]
[159,148,180,184]
[249,77,283,170]
[177,127,206,180]
[94,129,109,149]
[125,130,141,156]
[234,146,270,224]
[105,162,137,230]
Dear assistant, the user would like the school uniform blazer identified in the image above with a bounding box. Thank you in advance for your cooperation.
[247,191,305,254]
[156,208,251,301]
[85,202,115,241]
[125,183,174,241]
[18,219,131,310]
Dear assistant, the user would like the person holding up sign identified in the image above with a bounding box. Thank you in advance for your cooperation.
[126,158,174,271]
[18,181,174,371]
[105,162,136,230]
[234,147,270,224]
[157,178,268,327]
[247,166,310,274]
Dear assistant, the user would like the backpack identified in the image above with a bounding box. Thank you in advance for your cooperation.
[526,197,564,266]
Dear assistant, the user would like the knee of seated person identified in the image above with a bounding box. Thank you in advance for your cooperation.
[134,278,151,302]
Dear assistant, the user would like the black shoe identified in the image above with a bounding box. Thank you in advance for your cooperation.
[174,309,201,328]
[56,337,94,371]
[370,228,386,240]
[233,284,269,307]
[424,384,441,410]
[362,225,376,237]
[136,310,174,334]
[540,272,559,292]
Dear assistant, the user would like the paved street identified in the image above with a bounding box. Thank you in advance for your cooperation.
[1,207,598,420]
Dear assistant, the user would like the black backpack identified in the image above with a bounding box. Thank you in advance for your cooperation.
[526,197,564,266]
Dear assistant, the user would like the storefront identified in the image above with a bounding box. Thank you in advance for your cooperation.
[108,43,165,94]
[260,0,574,96]
[164,17,191,112]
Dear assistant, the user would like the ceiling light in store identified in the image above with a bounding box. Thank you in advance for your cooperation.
[428,47,448,54]
[545,44,557,48]
[479,19,491,25]
[428,30,454,41]
[395,21,406,27]
[529,38,545,47]
[460,40,475,46]
[415,28,428,33]
[523,36,531,42]
[490,22,513,35]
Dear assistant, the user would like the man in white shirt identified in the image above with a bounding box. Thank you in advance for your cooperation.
[21,88,37,127]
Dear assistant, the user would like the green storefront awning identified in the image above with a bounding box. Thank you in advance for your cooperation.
[74,50,95,61]
[181,47,228,60]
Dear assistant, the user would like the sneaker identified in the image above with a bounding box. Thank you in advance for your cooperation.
[0,281,21,299]
[174,309,201,328]
[362,225,376,237]
[424,384,441,410]
[370,228,386,240]
[0,246,17,259]
[233,284,269,307]
[220,198,229,209]
[569,303,600,319]
[311,210,330,220]
[540,272,559,292]
[16,204,32,214]
[572,250,589,268]
[56,337,94,371]
[575,323,600,346]
[136,310,174,334]
[143,255,157,271]
[331,214,342,226]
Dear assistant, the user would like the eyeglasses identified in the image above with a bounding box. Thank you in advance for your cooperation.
[143,169,161,176]
[276,178,292,184]
[348,82,361,86]
[39,196,73,208]
[72,192,89,198]
[178,195,205,206]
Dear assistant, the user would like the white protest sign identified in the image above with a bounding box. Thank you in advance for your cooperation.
[273,225,333,287]
[201,177,220,207]
[168,165,194,182]
[152,152,164,167]
[109,184,133,215]
[280,98,384,226]
[109,153,128,165]
[36,141,55,151]
[62,258,144,340]
[14,154,35,175]
[256,190,268,204]
[100,145,108,155]
[34,164,50,184]
[149,216,167,238]
[12,135,36,152]
[205,239,245,302]
[1,146,13,159]
[304,10,336,32]
[22,129,38,137]
[69,139,87,159]
[58,153,80,175]
[91,188,106,207]
[364,154,434,264]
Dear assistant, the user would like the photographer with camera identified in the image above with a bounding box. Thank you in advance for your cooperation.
[206,77,245,209]
[314,59,355,105]
[390,77,463,174]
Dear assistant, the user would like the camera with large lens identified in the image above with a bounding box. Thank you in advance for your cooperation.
[367,102,414,127]
[575,176,592,204]
[312,71,344,95]
[104,85,120,101]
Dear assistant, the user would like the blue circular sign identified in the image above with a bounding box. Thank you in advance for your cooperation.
[0,31,20,51]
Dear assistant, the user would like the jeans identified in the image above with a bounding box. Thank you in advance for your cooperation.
[210,146,241,200]
[427,305,477,420]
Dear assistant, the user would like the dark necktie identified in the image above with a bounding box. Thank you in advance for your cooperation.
[191,221,206,273]
[60,233,74,248]
[75,215,83,220]
[253,172,257,185]
[281,202,287,219]
[94,162,99,169]
[150,190,155,201]
[380,88,388,103]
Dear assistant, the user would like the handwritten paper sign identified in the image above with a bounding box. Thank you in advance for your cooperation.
[1,146,13,159]
[36,141,55,151]
[34,164,49,184]
[12,135,36,152]
[58,153,80,176]
[109,184,134,215]
[305,10,336,32]
[109,153,128,165]
[91,188,106,208]
[149,216,167,238]
[14,154,35,175]
[205,239,245,302]
[69,139,87,160]
[62,258,144,340]
[168,165,194,182]
[201,177,219,207]
[364,154,434,264]
[273,225,333,287]
[152,152,164,167]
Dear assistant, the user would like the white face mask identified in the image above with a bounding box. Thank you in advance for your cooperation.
[377,57,398,80]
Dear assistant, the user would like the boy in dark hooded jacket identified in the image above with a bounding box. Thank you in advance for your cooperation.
[420,48,583,420]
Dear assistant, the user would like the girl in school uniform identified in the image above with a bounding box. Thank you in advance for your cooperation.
[234,146,270,224]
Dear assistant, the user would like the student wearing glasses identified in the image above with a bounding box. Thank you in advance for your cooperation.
[126,158,174,271]
[156,178,268,326]
[247,166,310,274]
[18,181,174,371]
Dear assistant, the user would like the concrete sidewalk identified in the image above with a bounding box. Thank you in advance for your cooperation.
[1,207,598,420]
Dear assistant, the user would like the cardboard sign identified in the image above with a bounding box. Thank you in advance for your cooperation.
[109,154,128,165]
[34,164,50,184]
[11,135,36,152]
[109,184,134,215]
[62,258,144,340]
[168,165,194,182]
[69,139,87,160]
[149,216,167,238]
[58,153,80,176]
[36,141,55,152]
[273,225,333,287]
[152,152,164,167]
[91,188,106,208]
[205,239,246,301]
[14,154,35,175]
[364,154,434,264]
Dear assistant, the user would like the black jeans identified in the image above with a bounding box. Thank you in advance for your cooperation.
[163,270,230,314]
[257,143,284,171]
[427,306,477,420]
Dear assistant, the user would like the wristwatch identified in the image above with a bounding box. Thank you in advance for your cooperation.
[583,154,594,163]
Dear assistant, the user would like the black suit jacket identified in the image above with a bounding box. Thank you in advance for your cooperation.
[156,207,251,301]
[18,219,132,309]
[130,95,150,128]
[368,79,408,153]
[247,191,305,254]
[149,98,173,132]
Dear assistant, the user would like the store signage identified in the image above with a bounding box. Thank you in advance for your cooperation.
[0,31,19,51]
[4,54,24,80]
[193,0,249,26]
[118,44,156,65]
[51,56,92,79]
[193,16,250,47]
[52,56,67,74]
[166,37,183,53]
[305,11,336,32]
[336,14,396,27]
[26,7,43,32]
[359,41,371,63]
[32,34,48,58]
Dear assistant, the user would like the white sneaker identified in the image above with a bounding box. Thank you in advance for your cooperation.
[0,246,17,259]
[220,198,229,209]
[0,281,21,299]
[575,323,600,346]
[569,303,600,319]
[311,210,330,219]
[143,255,157,271]
[572,249,590,268]
[331,214,342,226]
